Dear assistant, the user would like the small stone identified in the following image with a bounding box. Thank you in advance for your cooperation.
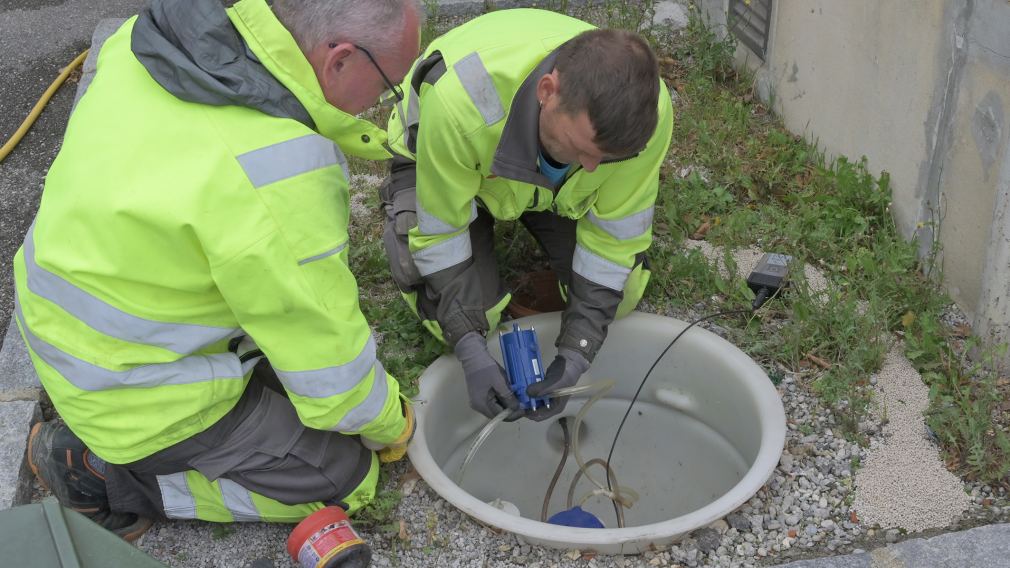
[726,512,750,532]
[708,519,729,533]
[804,524,818,536]
[787,529,798,538]
[821,520,835,530]
[785,514,800,526]
[401,478,417,496]
[692,528,721,554]
[782,495,795,511]
[757,547,768,557]
[566,549,581,561]
[779,454,794,471]
[885,529,901,543]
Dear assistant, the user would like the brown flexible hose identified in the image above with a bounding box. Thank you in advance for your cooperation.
[540,417,571,522]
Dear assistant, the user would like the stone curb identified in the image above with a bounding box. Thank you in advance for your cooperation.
[776,523,1010,568]
[0,317,43,510]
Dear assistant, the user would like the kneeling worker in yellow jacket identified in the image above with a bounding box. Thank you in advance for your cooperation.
[381,9,674,421]
[14,0,422,541]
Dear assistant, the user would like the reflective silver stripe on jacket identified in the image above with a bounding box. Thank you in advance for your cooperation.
[15,293,253,391]
[454,52,504,125]
[334,365,390,432]
[220,479,261,521]
[275,336,380,398]
[411,231,473,276]
[298,242,348,266]
[572,244,632,291]
[158,473,261,521]
[586,207,655,240]
[22,222,238,355]
[406,88,420,129]
[237,134,347,188]
[417,200,477,235]
[158,472,197,519]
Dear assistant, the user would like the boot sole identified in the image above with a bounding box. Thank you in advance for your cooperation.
[27,422,49,494]
[120,517,154,542]
[28,422,152,542]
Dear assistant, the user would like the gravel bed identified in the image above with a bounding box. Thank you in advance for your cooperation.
[124,283,1010,567]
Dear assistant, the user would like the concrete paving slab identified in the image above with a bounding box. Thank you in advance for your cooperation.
[778,523,1010,568]
[654,0,689,29]
[0,317,40,402]
[0,400,40,509]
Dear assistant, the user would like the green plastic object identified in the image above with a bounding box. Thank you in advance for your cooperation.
[0,498,165,567]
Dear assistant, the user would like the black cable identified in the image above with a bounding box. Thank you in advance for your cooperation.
[603,308,753,499]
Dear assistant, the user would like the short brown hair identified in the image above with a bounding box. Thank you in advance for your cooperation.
[554,29,660,157]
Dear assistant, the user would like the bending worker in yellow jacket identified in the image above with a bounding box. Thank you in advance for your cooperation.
[381,9,674,420]
[13,0,421,540]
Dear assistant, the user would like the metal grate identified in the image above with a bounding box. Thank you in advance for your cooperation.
[729,0,773,60]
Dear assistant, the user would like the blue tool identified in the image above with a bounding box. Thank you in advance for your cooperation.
[498,324,551,411]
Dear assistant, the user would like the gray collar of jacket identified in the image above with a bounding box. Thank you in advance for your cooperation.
[131,0,315,129]
[490,51,560,191]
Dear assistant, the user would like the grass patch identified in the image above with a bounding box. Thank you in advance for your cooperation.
[341,2,1010,487]
[355,469,403,532]
[647,7,1009,483]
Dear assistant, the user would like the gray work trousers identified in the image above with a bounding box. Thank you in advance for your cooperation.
[104,361,372,519]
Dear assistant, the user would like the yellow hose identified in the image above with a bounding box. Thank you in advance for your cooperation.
[0,49,89,163]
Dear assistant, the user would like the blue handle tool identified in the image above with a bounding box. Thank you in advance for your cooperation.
[498,324,551,411]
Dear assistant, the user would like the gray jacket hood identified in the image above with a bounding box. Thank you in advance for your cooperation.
[131,0,314,128]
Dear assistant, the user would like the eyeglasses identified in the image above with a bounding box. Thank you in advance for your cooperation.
[328,43,405,105]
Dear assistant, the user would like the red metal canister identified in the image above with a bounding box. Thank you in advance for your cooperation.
[287,506,371,568]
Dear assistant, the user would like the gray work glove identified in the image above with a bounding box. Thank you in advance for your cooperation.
[454,331,520,419]
[524,347,591,422]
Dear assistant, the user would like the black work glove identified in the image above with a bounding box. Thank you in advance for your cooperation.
[454,331,520,419]
[524,347,591,422]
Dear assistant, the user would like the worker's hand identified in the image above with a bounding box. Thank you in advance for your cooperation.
[524,348,590,422]
[454,331,520,419]
[361,399,415,463]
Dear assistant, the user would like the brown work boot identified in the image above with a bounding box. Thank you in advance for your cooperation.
[28,421,152,541]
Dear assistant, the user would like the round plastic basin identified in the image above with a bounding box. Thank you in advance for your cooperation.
[407,312,786,554]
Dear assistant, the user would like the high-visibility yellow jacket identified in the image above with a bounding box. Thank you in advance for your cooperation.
[386,9,674,358]
[12,0,405,464]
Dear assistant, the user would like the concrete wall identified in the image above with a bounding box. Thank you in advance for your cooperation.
[700,0,1010,359]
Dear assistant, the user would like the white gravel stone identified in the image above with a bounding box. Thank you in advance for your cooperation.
[852,346,973,532]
